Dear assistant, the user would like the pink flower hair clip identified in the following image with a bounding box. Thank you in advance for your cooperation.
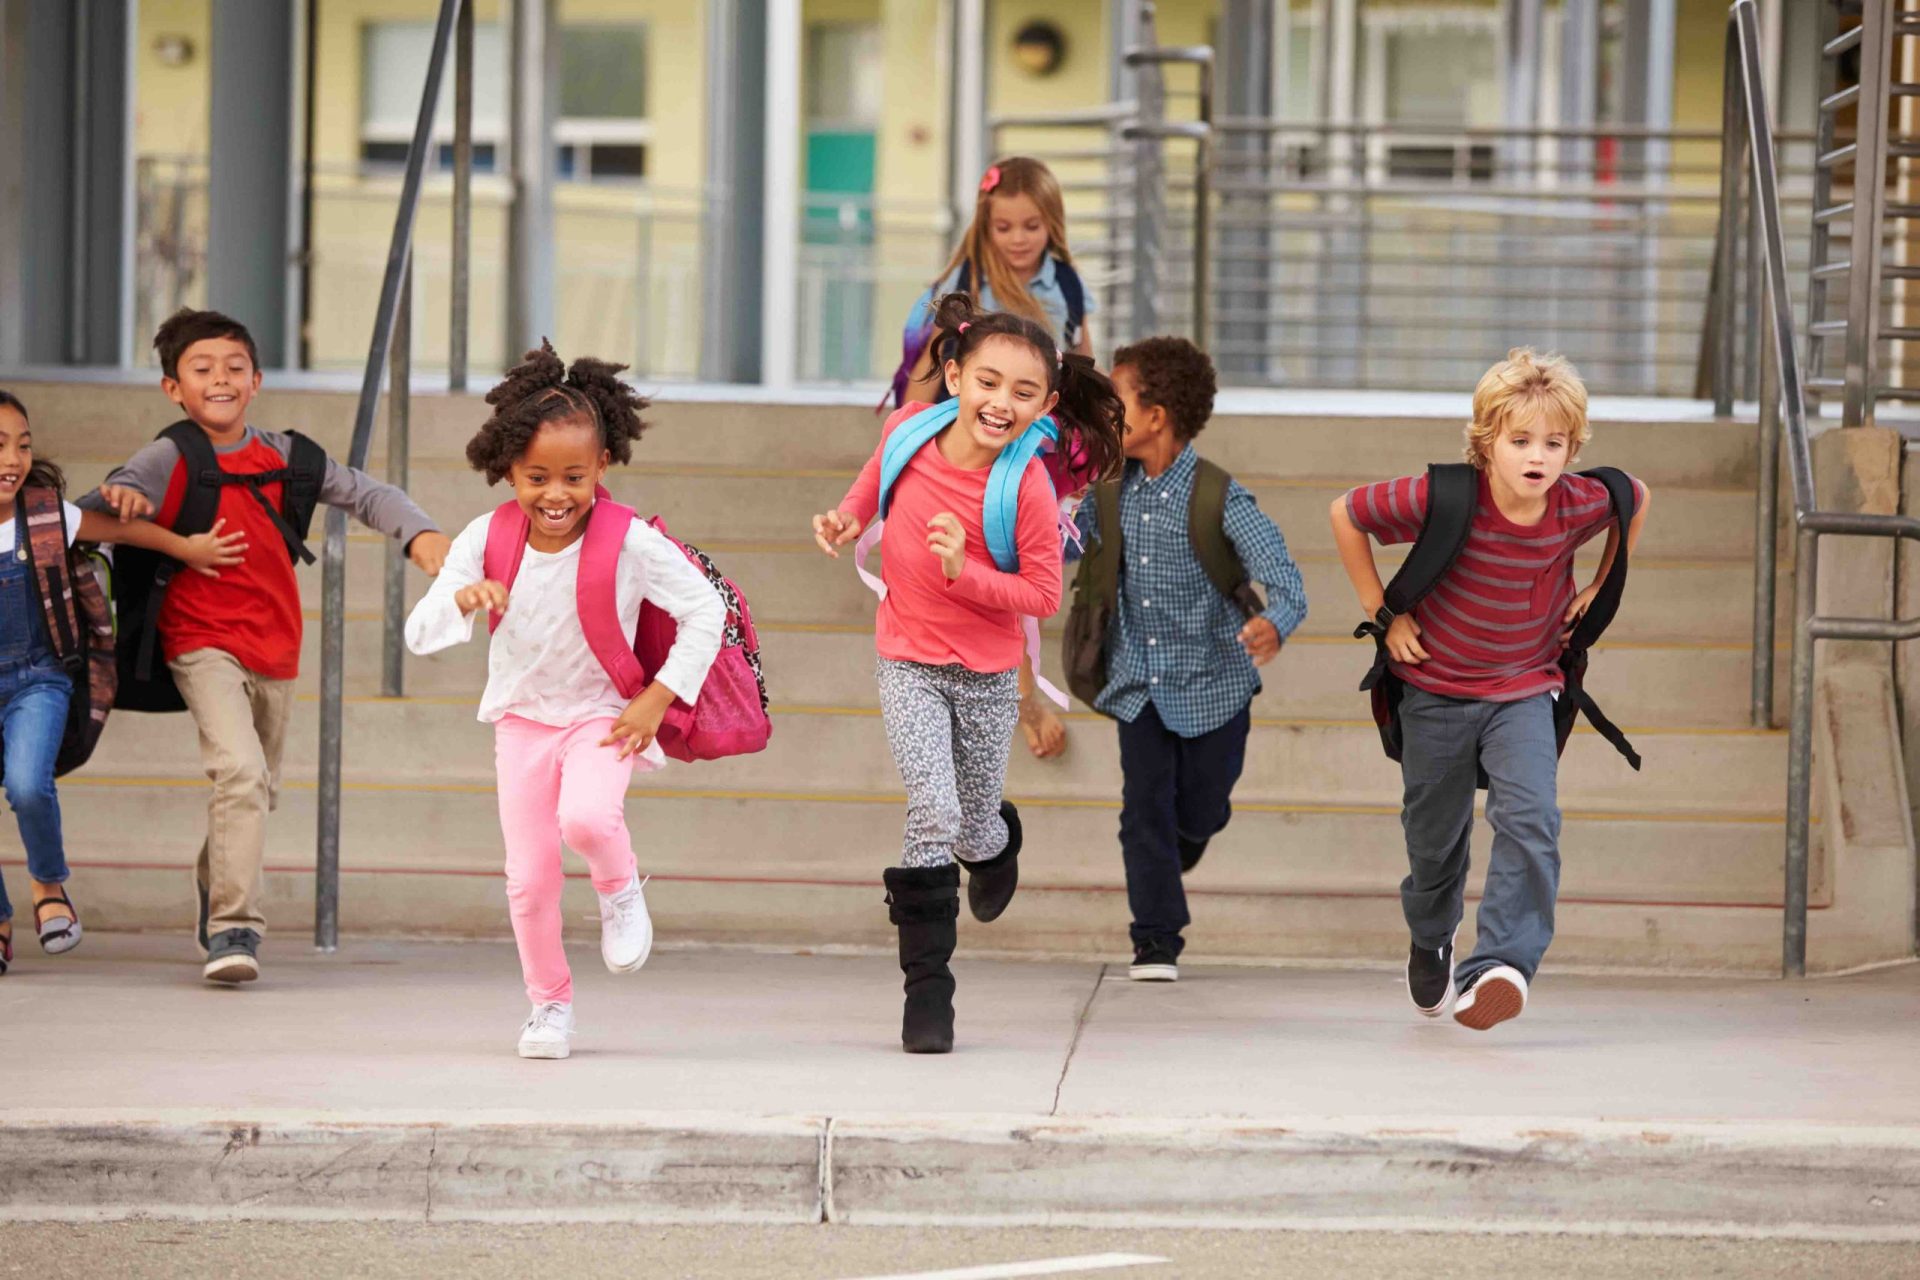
[979,166,1003,195]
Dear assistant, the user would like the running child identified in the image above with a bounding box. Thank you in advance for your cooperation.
[814,293,1125,1054]
[1329,349,1649,1030]
[405,343,726,1061]
[0,389,244,973]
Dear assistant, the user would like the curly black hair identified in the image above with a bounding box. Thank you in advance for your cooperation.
[465,340,650,484]
[1111,337,1217,441]
[927,291,1124,486]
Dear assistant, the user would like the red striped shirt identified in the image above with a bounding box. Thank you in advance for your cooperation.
[1345,470,1636,702]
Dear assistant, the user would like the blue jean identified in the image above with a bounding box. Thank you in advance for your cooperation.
[1397,686,1562,989]
[0,656,73,925]
[1116,701,1251,956]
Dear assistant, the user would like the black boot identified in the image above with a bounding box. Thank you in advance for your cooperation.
[884,864,959,1054]
[961,801,1022,923]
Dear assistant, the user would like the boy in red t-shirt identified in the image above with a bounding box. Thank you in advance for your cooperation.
[1329,349,1649,1031]
[81,308,451,984]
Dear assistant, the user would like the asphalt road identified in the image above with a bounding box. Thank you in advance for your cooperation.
[7,1223,1914,1280]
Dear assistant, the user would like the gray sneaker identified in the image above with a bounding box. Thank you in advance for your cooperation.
[203,928,261,984]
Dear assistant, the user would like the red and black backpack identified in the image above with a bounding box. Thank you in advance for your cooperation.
[1353,462,1642,786]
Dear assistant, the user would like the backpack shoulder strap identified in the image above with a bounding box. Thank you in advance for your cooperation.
[1054,259,1087,346]
[877,399,960,519]
[1563,467,1639,653]
[20,485,79,658]
[1381,463,1478,619]
[280,432,328,542]
[481,500,530,635]
[1087,477,1122,609]
[160,421,222,537]
[1188,458,1246,603]
[982,416,1059,573]
[574,492,647,699]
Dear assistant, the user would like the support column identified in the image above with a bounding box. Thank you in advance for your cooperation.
[760,0,801,388]
[507,0,556,355]
[1500,0,1544,174]
[947,0,988,231]
[1218,0,1272,380]
[0,0,133,367]
[1558,0,1598,170]
[209,0,295,367]
[1313,0,1359,386]
[701,0,767,383]
[1107,0,1145,102]
[1622,0,1675,394]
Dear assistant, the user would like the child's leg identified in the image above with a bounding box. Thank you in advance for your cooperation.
[493,715,572,1005]
[950,667,1021,863]
[1,670,74,896]
[1171,705,1251,848]
[1458,693,1562,988]
[554,719,640,893]
[876,658,964,867]
[1397,687,1482,952]
[170,649,276,937]
[1116,703,1188,953]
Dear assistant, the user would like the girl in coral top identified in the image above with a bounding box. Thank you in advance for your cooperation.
[812,293,1123,1054]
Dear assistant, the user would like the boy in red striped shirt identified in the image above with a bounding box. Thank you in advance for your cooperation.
[1329,350,1649,1031]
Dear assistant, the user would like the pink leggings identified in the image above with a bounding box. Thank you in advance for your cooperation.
[494,714,639,1004]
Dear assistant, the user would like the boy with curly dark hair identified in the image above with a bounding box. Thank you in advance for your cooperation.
[78,308,448,985]
[1071,337,1307,981]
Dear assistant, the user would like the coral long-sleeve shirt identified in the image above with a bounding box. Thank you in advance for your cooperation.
[840,404,1063,674]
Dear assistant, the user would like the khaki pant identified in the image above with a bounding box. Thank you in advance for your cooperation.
[169,647,295,937]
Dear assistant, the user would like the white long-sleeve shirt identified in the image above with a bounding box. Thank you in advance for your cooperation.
[406,507,728,762]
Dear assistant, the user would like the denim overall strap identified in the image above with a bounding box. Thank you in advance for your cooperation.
[0,510,54,667]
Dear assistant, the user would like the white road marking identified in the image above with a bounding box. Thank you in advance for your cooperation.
[836,1253,1168,1280]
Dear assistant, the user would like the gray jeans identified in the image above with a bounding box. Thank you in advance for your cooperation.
[876,657,1020,869]
[1398,686,1562,988]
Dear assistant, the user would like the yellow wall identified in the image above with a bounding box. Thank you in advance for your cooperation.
[135,0,213,159]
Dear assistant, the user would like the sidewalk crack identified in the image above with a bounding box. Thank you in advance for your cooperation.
[1050,962,1106,1116]
[424,1127,438,1223]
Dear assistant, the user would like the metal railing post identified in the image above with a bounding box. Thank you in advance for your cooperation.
[449,0,473,392]
[1784,524,1819,979]
[382,257,412,698]
[1752,296,1780,727]
[1713,29,1742,418]
[1191,53,1213,351]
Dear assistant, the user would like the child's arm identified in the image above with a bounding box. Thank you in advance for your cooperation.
[1223,484,1307,667]
[274,433,448,572]
[1330,491,1429,665]
[75,437,182,521]
[76,511,246,577]
[403,519,489,656]
[942,469,1064,617]
[814,432,888,557]
[1565,479,1652,635]
[1061,492,1098,565]
[600,522,729,759]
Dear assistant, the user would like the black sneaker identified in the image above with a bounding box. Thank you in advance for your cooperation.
[203,928,261,984]
[1129,941,1179,982]
[1407,932,1455,1017]
[194,879,210,956]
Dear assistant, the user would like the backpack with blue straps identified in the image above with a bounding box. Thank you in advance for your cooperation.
[881,260,1088,413]
[871,399,1061,571]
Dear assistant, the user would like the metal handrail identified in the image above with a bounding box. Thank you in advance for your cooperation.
[314,0,471,951]
[1714,0,1920,977]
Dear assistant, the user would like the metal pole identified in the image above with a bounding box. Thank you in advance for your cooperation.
[1844,0,1894,428]
[449,0,472,391]
[382,257,411,699]
[1783,524,1818,978]
[760,0,801,388]
[1192,56,1213,352]
[316,508,346,952]
[508,0,556,354]
[1753,294,1779,727]
[1714,30,1742,417]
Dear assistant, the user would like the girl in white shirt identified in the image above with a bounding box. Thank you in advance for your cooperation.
[406,345,726,1060]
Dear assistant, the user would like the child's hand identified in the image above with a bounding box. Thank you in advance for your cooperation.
[408,530,453,575]
[455,580,510,617]
[812,509,863,557]
[1238,616,1282,666]
[1562,584,1602,643]
[97,484,152,522]
[926,513,966,580]
[602,691,668,760]
[181,519,247,578]
[1020,695,1067,759]
[1386,614,1429,665]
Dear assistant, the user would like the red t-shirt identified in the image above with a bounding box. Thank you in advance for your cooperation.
[1345,470,1639,702]
[154,435,306,680]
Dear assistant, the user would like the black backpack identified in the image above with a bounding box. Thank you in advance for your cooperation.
[1354,463,1642,786]
[113,422,327,712]
[1062,458,1262,713]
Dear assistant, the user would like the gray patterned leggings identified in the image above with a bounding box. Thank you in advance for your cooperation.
[876,657,1021,869]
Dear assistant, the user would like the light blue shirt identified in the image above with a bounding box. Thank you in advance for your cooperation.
[908,252,1093,350]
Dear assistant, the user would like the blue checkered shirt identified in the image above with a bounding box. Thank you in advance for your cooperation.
[1070,446,1308,737]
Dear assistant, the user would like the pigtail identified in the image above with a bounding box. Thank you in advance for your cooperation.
[565,355,649,464]
[1050,353,1124,486]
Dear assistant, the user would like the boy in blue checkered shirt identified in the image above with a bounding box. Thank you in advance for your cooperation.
[1071,338,1307,981]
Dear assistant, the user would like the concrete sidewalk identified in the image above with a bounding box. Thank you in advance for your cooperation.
[4,935,1917,1237]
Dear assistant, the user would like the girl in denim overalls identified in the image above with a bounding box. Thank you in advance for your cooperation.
[0,390,242,973]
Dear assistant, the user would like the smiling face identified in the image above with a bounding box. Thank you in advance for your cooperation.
[163,337,261,437]
[988,191,1048,279]
[0,402,30,520]
[1486,409,1574,507]
[509,416,610,552]
[942,334,1059,467]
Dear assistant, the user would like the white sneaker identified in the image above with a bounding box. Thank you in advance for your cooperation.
[1453,965,1529,1032]
[598,874,653,974]
[517,1002,574,1059]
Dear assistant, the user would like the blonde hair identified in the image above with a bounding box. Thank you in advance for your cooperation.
[1464,348,1591,469]
[935,156,1074,329]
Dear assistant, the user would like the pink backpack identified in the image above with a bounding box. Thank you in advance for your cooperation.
[482,490,772,762]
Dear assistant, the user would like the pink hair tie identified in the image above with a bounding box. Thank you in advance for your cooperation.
[958,322,971,333]
[979,166,1002,194]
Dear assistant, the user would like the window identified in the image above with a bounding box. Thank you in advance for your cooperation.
[358,21,648,184]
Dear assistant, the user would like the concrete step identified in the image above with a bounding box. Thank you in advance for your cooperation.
[33,781,1794,969]
[303,615,1790,729]
[79,698,1785,816]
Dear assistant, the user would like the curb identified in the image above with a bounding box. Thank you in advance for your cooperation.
[5,1111,1919,1238]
